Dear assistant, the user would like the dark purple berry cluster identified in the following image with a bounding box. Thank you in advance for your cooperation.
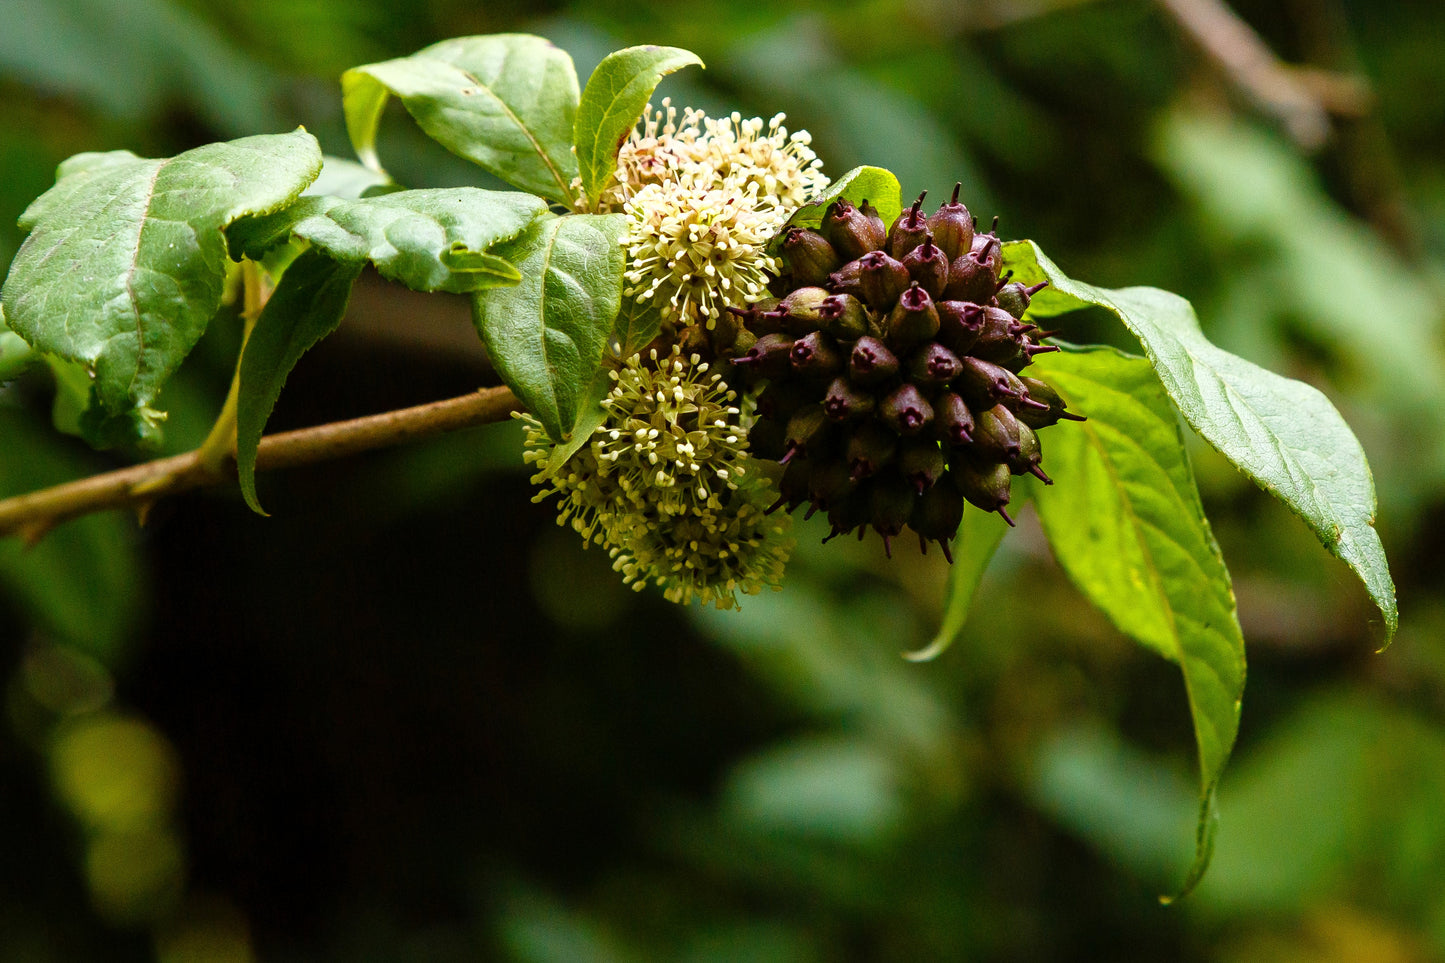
[732,186,1082,558]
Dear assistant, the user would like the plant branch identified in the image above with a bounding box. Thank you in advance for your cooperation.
[1156,0,1371,150]
[0,386,522,543]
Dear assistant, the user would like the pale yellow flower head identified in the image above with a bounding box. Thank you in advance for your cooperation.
[521,347,792,610]
[621,168,785,329]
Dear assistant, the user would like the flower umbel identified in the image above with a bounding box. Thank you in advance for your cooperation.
[608,101,829,331]
[622,171,784,330]
[523,348,792,609]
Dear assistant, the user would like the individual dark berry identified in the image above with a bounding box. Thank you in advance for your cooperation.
[996,280,1049,319]
[898,440,946,494]
[970,228,1002,274]
[859,200,888,249]
[936,300,984,356]
[824,198,884,261]
[950,455,1015,526]
[1016,377,1086,429]
[822,376,876,421]
[858,250,912,311]
[818,293,870,341]
[942,251,999,304]
[807,457,856,509]
[826,259,865,299]
[886,191,930,260]
[869,471,918,553]
[971,305,1033,367]
[849,336,900,385]
[927,183,975,260]
[823,490,869,543]
[773,456,813,513]
[907,341,964,386]
[973,404,1024,461]
[884,283,940,349]
[781,228,841,287]
[957,356,1029,408]
[881,382,935,436]
[910,477,965,559]
[790,331,844,377]
[776,286,835,332]
[846,421,898,480]
[782,404,830,462]
[933,391,975,446]
[901,232,950,299]
[1009,421,1052,484]
[730,332,795,378]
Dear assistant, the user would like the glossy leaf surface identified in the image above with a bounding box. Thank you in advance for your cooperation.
[471,213,627,441]
[1,130,322,416]
[343,34,581,204]
[1006,239,1395,645]
[1030,346,1245,898]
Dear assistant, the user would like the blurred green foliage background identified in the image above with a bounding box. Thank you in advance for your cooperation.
[2,0,1444,959]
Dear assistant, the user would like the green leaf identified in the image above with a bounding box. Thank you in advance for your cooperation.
[229,188,547,294]
[777,165,902,239]
[904,498,1020,662]
[343,34,581,204]
[304,155,397,199]
[1,130,322,418]
[0,305,37,381]
[549,366,614,469]
[1028,346,1245,899]
[609,296,664,361]
[236,251,361,515]
[1005,239,1397,646]
[471,213,627,442]
[574,45,703,208]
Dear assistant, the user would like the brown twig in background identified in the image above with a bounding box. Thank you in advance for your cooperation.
[1155,0,1371,150]
[0,386,521,544]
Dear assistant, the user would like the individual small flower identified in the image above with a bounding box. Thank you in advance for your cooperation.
[622,169,785,329]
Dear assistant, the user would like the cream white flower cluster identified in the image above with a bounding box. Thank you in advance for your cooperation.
[605,100,829,331]
[521,348,792,610]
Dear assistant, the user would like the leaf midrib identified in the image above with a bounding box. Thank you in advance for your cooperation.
[454,63,574,205]
[122,162,163,400]
[1076,412,1182,664]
